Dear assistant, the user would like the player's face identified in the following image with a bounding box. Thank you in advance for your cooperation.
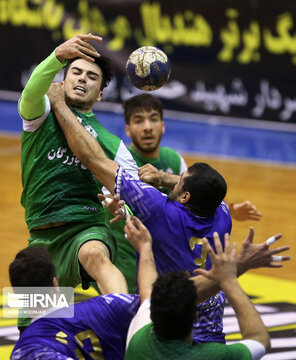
[63,59,103,113]
[125,109,165,158]
[169,171,189,202]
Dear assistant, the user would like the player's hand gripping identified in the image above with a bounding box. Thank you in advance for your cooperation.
[55,33,102,63]
[229,200,262,221]
[195,233,237,288]
[97,193,127,223]
[236,227,290,274]
[139,164,162,188]
[47,83,65,110]
[124,216,152,253]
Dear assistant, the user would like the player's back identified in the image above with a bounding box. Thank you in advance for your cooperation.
[144,198,232,343]
[116,168,232,343]
[145,199,232,275]
[11,294,140,360]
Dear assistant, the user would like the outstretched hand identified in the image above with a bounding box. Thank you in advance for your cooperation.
[195,232,237,287]
[236,227,290,274]
[229,200,262,221]
[55,33,102,63]
[124,216,152,253]
[97,193,126,223]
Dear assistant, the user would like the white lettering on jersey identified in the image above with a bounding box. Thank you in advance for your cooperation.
[85,125,98,139]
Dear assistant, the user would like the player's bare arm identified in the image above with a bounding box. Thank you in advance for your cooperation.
[139,163,180,190]
[47,82,118,193]
[140,164,263,221]
[124,216,158,303]
[55,33,102,63]
[196,233,270,350]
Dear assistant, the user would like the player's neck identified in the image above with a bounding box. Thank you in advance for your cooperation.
[65,98,94,114]
[184,330,193,345]
[131,144,160,160]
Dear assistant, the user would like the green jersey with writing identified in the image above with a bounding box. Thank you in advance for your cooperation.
[125,323,252,360]
[108,145,187,293]
[21,108,136,230]
[19,50,138,231]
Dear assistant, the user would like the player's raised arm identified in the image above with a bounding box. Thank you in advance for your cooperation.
[20,34,102,121]
[196,233,270,354]
[124,216,158,302]
[47,83,118,194]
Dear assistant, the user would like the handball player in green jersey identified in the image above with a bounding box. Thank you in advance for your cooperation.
[19,33,139,305]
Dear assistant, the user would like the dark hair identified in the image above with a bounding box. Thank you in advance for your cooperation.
[9,247,56,288]
[122,94,163,124]
[150,272,197,340]
[182,163,227,217]
[63,56,114,90]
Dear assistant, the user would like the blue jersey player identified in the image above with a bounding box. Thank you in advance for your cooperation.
[116,166,231,343]
[9,247,140,360]
[12,294,139,359]
[48,82,232,344]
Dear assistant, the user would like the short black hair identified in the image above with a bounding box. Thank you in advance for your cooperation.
[9,247,56,288]
[182,163,227,217]
[63,55,114,91]
[122,94,163,124]
[150,272,197,340]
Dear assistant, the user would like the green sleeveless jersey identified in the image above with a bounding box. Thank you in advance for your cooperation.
[21,107,138,230]
[125,323,253,360]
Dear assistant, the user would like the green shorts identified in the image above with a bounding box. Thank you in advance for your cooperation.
[28,222,116,289]
[18,222,115,329]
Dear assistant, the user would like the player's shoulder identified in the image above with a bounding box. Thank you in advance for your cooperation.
[100,294,141,321]
[218,200,231,216]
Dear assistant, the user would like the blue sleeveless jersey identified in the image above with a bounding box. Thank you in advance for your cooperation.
[115,167,232,343]
[11,294,140,360]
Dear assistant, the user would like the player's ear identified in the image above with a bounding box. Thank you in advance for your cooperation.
[161,121,165,135]
[52,276,59,288]
[125,124,131,138]
[96,90,103,102]
[179,191,191,204]
[61,81,64,87]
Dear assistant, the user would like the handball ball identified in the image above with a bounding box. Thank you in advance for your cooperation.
[126,46,171,91]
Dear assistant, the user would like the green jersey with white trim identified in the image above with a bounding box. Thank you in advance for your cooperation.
[125,323,252,360]
[20,51,138,231]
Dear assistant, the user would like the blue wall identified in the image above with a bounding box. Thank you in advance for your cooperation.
[1,100,296,164]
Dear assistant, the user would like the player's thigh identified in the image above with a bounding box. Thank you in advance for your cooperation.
[28,223,116,288]
[78,239,111,266]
